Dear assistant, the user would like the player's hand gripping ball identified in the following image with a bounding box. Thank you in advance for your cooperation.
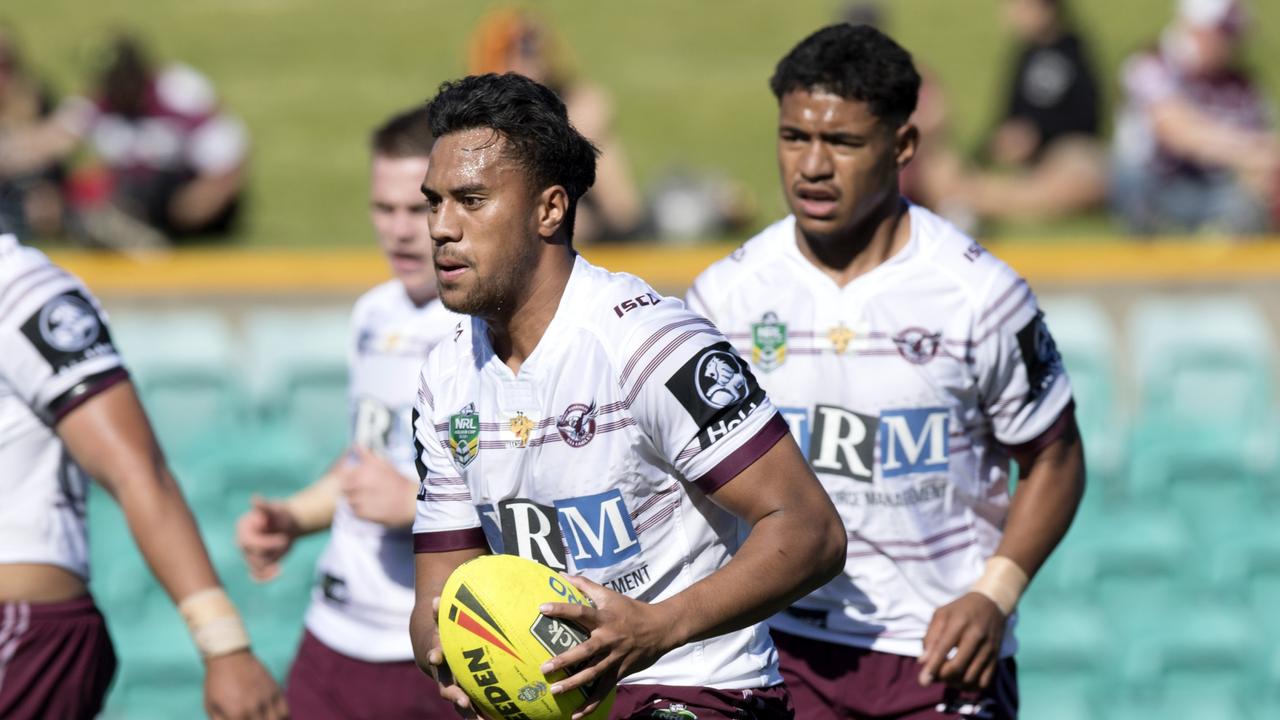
[437,555,615,720]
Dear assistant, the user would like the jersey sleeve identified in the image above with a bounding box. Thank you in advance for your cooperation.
[973,267,1074,455]
[411,363,486,553]
[0,269,128,425]
[617,304,789,496]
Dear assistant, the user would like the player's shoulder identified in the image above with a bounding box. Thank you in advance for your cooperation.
[569,257,703,347]
[351,279,407,322]
[908,205,1026,307]
[691,215,794,293]
[0,235,81,323]
[418,315,476,393]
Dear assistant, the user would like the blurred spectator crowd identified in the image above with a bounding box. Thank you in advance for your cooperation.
[0,31,248,249]
[1,0,1278,247]
[904,0,1280,238]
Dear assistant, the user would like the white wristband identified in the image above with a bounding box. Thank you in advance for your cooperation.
[177,588,251,659]
[970,556,1029,616]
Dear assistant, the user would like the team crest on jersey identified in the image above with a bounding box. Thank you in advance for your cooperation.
[827,324,855,354]
[893,328,941,365]
[449,403,480,467]
[751,312,787,372]
[508,411,535,449]
[556,401,599,447]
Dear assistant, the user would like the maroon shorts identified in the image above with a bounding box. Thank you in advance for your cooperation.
[285,629,456,719]
[0,596,118,720]
[612,682,792,719]
[773,630,1018,719]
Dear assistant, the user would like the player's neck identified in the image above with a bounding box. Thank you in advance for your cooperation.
[488,249,576,373]
[795,195,910,288]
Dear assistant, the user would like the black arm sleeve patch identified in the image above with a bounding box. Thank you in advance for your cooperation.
[664,341,767,450]
[19,289,118,377]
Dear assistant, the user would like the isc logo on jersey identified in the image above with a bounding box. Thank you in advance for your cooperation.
[477,489,642,572]
[780,405,950,481]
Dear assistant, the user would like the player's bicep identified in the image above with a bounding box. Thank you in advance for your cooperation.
[704,428,823,526]
[56,379,163,497]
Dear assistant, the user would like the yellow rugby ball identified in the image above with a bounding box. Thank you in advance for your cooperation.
[437,554,615,720]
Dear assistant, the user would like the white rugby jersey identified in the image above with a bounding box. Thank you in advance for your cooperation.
[687,205,1073,659]
[413,256,789,690]
[0,234,128,579]
[305,280,461,662]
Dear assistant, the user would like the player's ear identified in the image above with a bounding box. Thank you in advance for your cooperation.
[894,121,919,171]
[535,185,569,240]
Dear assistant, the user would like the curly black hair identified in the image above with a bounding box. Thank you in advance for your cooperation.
[770,24,921,127]
[425,73,599,240]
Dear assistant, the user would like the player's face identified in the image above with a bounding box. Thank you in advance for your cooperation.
[422,128,542,318]
[777,90,914,241]
[370,154,435,304]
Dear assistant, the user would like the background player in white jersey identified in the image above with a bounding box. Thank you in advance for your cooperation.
[234,107,459,719]
[0,234,286,719]
[408,73,846,719]
[687,24,1086,720]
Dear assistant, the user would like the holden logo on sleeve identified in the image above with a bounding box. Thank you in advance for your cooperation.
[666,342,767,449]
[20,289,116,374]
[449,403,481,467]
[750,311,787,372]
[556,401,599,448]
[696,351,749,408]
[40,293,100,352]
[893,328,941,365]
[1015,311,1063,401]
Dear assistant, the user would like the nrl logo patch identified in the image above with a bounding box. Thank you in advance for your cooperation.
[449,403,480,467]
[556,401,599,448]
[751,311,787,372]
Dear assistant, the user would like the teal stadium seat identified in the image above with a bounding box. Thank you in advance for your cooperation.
[1016,604,1113,719]
[243,308,350,464]
[108,309,247,462]
[1038,295,1122,488]
[1125,296,1279,501]
[1053,505,1191,634]
[1112,606,1260,720]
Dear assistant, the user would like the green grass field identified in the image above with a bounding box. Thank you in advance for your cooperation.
[8,0,1280,247]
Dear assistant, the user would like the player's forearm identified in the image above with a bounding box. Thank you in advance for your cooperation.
[659,503,845,647]
[994,420,1085,581]
[411,548,487,672]
[283,469,341,535]
[409,601,438,674]
[114,465,223,602]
